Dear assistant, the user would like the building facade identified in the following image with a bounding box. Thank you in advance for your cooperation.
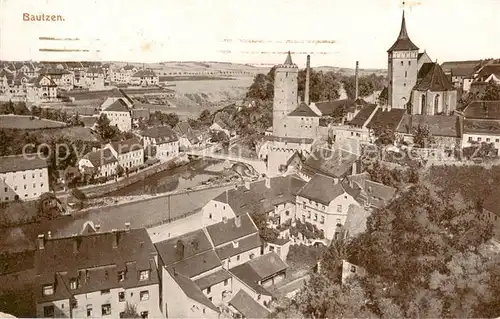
[100,98,132,132]
[0,155,49,202]
[141,126,180,161]
[105,138,145,170]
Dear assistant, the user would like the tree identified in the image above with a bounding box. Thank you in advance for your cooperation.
[413,124,435,148]
[116,165,125,177]
[373,125,396,146]
[122,303,141,318]
[95,113,119,141]
[483,80,500,101]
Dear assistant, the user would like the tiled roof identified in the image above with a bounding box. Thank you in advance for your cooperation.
[288,102,320,117]
[229,264,271,296]
[103,98,129,112]
[141,126,179,144]
[463,119,500,134]
[169,271,219,312]
[205,214,258,247]
[82,149,117,167]
[155,229,213,267]
[34,75,57,88]
[414,63,454,91]
[194,268,232,290]
[303,148,359,179]
[246,252,287,280]
[229,290,270,319]
[346,172,371,191]
[441,60,483,77]
[212,175,306,216]
[365,180,397,202]
[348,104,378,127]
[298,174,352,205]
[166,250,221,278]
[396,114,461,137]
[387,12,419,52]
[215,233,262,260]
[464,101,500,120]
[35,228,159,303]
[123,65,136,71]
[477,64,500,79]
[109,137,143,154]
[86,68,103,74]
[315,99,354,117]
[132,70,157,77]
[0,155,47,174]
[109,88,134,106]
[366,108,406,131]
[173,121,201,144]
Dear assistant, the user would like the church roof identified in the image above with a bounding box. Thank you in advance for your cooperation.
[387,11,419,52]
[414,62,454,91]
[288,102,320,117]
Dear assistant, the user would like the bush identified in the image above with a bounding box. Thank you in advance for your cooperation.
[290,220,324,239]
[287,244,324,267]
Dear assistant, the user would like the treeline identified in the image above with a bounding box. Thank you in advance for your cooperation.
[0,101,84,126]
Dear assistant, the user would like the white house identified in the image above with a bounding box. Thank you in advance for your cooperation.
[100,98,132,132]
[140,126,180,161]
[77,148,118,178]
[131,70,159,86]
[26,75,58,102]
[105,138,144,170]
[0,155,49,202]
[84,68,105,90]
[295,173,362,240]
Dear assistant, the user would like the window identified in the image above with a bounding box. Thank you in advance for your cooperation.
[314,213,318,221]
[101,289,110,295]
[140,290,149,301]
[41,183,44,188]
[496,139,500,143]
[224,279,229,286]
[3,187,6,192]
[350,265,357,273]
[478,137,482,142]
[44,305,55,317]
[208,297,213,302]
[337,205,342,212]
[468,137,472,141]
[405,71,407,77]
[118,271,125,282]
[139,270,149,281]
[487,138,491,142]
[40,172,43,177]
[400,61,403,66]
[119,291,125,302]
[236,255,240,261]
[102,304,111,316]
[23,174,26,179]
[336,218,342,227]
[32,173,35,178]
[320,215,325,224]
[43,284,54,296]
[206,286,211,294]
[408,61,411,65]
[70,278,77,290]
[24,185,27,189]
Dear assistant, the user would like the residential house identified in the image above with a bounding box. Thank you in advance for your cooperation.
[100,98,132,132]
[42,69,74,90]
[111,65,138,84]
[0,155,49,202]
[409,62,458,115]
[140,126,179,161]
[210,120,231,138]
[262,238,291,262]
[441,60,487,92]
[475,64,500,84]
[105,138,144,170]
[131,70,159,87]
[202,175,306,227]
[34,226,162,318]
[331,103,378,145]
[173,121,204,150]
[300,148,361,181]
[227,289,270,319]
[205,214,261,269]
[396,114,462,150]
[340,259,366,285]
[295,173,362,240]
[229,252,287,301]
[26,75,58,102]
[84,68,106,90]
[77,148,118,178]
[462,101,500,153]
[19,62,37,78]
[366,107,406,143]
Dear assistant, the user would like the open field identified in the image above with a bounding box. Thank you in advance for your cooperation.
[37,126,101,142]
[0,115,67,130]
[160,75,236,81]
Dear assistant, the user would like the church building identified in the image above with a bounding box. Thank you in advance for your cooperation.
[265,53,320,176]
[387,10,457,115]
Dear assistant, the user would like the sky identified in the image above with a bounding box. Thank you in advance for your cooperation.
[0,0,499,68]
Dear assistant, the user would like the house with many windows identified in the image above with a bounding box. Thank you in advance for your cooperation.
[100,98,132,132]
[461,101,500,154]
[77,148,118,178]
[131,70,159,86]
[140,126,179,161]
[0,155,49,202]
[105,138,144,171]
[34,226,161,318]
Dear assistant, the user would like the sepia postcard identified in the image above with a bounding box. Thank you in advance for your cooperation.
[0,0,500,318]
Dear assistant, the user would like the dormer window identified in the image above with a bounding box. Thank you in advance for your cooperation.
[70,278,78,290]
[118,271,125,282]
[232,241,239,248]
[43,284,54,296]
[139,270,150,281]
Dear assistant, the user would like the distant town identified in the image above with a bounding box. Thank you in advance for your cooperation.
[1,7,500,319]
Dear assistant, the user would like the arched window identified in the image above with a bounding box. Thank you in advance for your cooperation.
[421,94,426,114]
[434,94,440,114]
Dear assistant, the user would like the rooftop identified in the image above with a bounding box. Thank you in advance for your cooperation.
[348,104,378,127]
[212,175,306,216]
[303,148,359,179]
[343,205,371,238]
[109,137,143,154]
[205,214,258,247]
[103,98,130,112]
[169,271,219,313]
[288,102,320,117]
[396,114,461,137]
[229,289,270,319]
[366,108,406,131]
[463,119,500,134]
[140,126,179,144]
[414,63,454,92]
[0,155,48,174]
[166,249,221,278]
[246,252,287,280]
[477,64,500,79]
[464,101,500,120]
[387,11,419,52]
[215,233,262,260]
[82,148,117,167]
[229,264,270,296]
[298,174,359,206]
[364,180,397,202]
[194,268,232,290]
[155,229,213,267]
[132,70,158,78]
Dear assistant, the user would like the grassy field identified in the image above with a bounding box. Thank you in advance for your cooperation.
[37,126,101,142]
[0,115,66,130]
[160,75,236,81]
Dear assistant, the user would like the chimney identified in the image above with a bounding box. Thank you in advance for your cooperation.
[235,216,241,228]
[125,222,130,231]
[37,234,45,250]
[73,237,78,254]
[305,55,311,105]
[355,61,359,100]
[176,240,185,260]
[265,177,271,188]
[112,229,118,248]
[244,181,251,190]
[95,224,101,232]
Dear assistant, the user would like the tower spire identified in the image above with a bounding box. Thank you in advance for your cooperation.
[284,51,293,65]
[398,3,409,39]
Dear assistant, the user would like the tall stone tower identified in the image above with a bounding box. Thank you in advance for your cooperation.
[272,51,299,137]
[387,10,419,110]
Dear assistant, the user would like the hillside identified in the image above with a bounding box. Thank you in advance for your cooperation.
[315,65,387,77]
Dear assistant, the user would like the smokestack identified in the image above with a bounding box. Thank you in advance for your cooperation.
[355,61,359,100]
[37,234,45,250]
[305,55,311,105]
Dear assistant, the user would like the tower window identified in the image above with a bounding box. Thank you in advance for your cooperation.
[400,61,403,66]
[408,61,411,66]
[286,72,288,77]
[404,83,406,87]
[405,71,407,77]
